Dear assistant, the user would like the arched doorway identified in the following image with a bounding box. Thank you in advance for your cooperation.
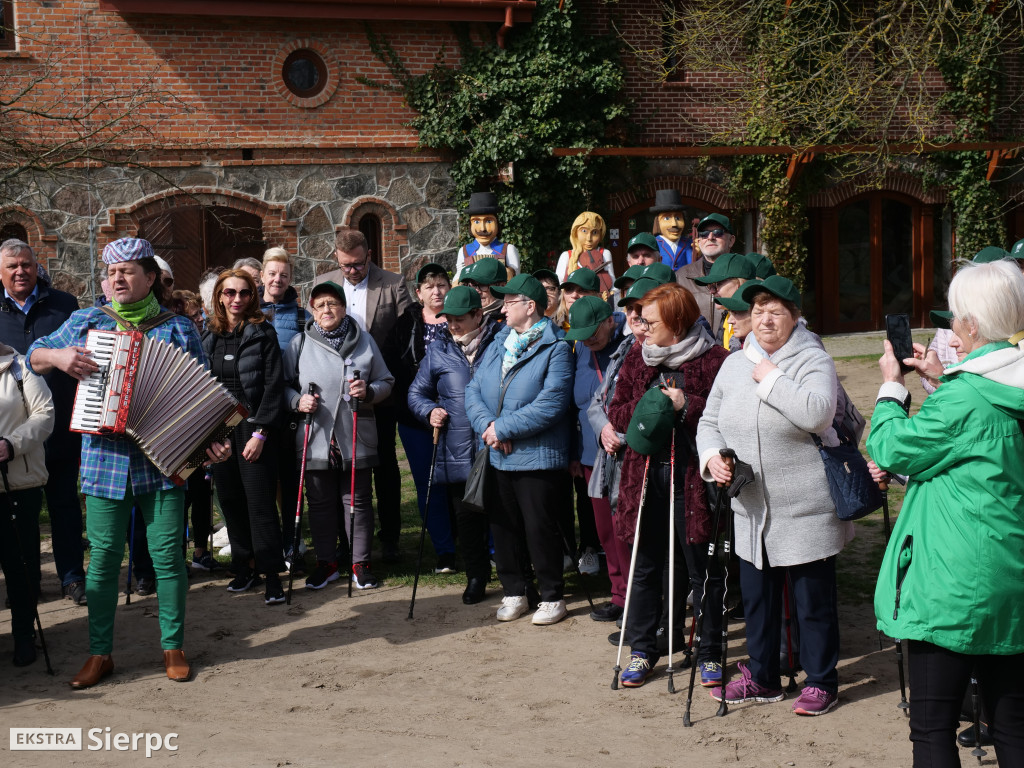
[136,206,266,292]
[816,192,939,332]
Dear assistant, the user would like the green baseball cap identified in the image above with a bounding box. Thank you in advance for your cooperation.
[627,232,659,252]
[746,253,777,279]
[565,296,613,341]
[560,267,600,293]
[532,268,559,284]
[490,273,548,311]
[930,309,952,330]
[437,285,481,318]
[416,262,449,285]
[636,262,674,284]
[715,294,751,312]
[694,253,757,285]
[617,277,661,306]
[311,280,347,306]
[974,246,1010,264]
[739,275,802,308]
[461,257,507,286]
[614,264,647,289]
[697,213,733,235]
[1011,238,1024,258]
[626,388,676,456]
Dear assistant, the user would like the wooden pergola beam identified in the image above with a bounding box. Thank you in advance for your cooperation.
[553,140,1024,158]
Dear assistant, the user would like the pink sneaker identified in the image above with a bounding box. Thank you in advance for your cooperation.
[709,661,784,704]
[792,686,838,715]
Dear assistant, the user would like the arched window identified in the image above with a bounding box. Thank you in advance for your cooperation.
[0,222,29,243]
[358,213,383,267]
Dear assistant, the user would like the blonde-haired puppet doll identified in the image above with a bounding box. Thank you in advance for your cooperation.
[555,211,616,301]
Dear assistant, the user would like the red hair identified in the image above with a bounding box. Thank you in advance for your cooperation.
[638,282,700,338]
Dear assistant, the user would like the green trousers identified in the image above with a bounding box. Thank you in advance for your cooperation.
[85,488,186,655]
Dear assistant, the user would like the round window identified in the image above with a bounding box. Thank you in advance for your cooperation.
[282,49,328,99]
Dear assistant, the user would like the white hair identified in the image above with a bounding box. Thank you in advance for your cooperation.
[948,259,1024,342]
[198,272,219,315]
[232,257,263,272]
[0,238,34,260]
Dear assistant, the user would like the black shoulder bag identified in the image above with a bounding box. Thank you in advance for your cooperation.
[462,367,521,513]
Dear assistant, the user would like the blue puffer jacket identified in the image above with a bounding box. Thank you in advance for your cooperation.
[465,318,573,471]
[572,312,627,466]
[407,317,500,484]
[260,286,310,351]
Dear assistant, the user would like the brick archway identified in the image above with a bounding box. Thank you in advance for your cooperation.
[0,205,59,275]
[343,196,408,275]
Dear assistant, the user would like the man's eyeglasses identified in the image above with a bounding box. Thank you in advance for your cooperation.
[221,288,253,299]
[312,300,343,312]
[339,259,369,273]
[503,299,531,307]
[698,228,726,240]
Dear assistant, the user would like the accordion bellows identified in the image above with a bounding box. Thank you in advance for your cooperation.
[70,330,247,484]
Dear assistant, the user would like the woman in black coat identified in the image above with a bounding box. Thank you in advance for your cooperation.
[407,286,499,603]
[201,269,287,605]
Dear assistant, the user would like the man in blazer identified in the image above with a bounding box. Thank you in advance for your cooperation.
[675,213,733,343]
[314,228,413,562]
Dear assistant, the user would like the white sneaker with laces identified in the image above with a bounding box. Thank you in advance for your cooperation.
[496,595,528,622]
[211,527,230,548]
[532,600,567,625]
[578,548,600,576]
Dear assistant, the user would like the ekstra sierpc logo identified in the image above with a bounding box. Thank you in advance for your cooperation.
[11,728,178,756]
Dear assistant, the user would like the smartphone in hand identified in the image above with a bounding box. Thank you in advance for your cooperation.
[885,313,915,374]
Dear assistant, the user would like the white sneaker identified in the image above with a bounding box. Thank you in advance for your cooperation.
[211,528,230,548]
[532,600,568,626]
[496,595,528,622]
[578,548,600,576]
[218,543,231,558]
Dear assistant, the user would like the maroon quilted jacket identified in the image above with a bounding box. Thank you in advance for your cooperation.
[607,341,729,546]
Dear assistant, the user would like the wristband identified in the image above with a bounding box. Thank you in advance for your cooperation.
[251,432,267,442]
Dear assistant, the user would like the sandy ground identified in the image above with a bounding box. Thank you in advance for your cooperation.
[1,352,997,767]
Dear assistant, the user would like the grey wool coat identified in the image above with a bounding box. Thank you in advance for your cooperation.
[283,321,394,471]
[696,324,854,569]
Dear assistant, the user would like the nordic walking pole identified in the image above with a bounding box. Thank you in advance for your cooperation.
[970,674,986,762]
[287,382,317,605]
[408,425,441,620]
[612,456,650,690]
[683,448,732,726]
[0,462,54,674]
[666,427,677,694]
[716,464,734,719]
[347,370,361,598]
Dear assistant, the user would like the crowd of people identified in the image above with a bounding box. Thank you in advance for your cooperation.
[1,200,1022,765]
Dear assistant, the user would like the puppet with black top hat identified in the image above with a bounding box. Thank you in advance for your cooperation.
[650,190,694,271]
[454,192,521,283]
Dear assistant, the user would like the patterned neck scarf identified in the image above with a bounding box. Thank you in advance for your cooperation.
[502,318,547,379]
[314,316,352,351]
[111,291,159,331]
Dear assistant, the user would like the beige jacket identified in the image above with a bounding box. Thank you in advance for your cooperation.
[0,343,54,491]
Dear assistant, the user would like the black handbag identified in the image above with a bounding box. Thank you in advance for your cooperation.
[812,427,883,521]
[462,367,521,512]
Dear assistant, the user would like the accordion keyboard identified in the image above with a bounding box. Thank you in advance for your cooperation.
[69,330,138,434]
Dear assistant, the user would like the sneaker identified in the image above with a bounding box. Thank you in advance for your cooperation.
[532,600,567,625]
[792,686,838,716]
[710,661,784,704]
[351,562,379,590]
[226,570,257,592]
[621,652,656,687]
[434,553,457,574]
[700,660,723,687]
[135,577,156,596]
[578,547,600,576]
[496,595,528,622]
[191,552,220,572]
[590,602,624,622]
[264,573,286,605]
[219,543,232,558]
[305,561,339,590]
[211,527,230,548]
[63,581,87,606]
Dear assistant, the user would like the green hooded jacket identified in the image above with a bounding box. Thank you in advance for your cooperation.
[867,340,1024,655]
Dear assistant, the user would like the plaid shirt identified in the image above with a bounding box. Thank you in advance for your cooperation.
[27,307,206,500]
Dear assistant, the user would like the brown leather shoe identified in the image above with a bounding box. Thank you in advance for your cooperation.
[163,649,191,682]
[70,655,114,689]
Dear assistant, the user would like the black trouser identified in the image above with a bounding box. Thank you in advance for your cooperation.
[0,487,41,640]
[448,481,490,582]
[624,462,688,659]
[212,423,285,575]
[491,469,565,603]
[276,425,300,547]
[740,548,840,694]
[130,505,155,581]
[908,640,1024,768]
[573,473,599,552]
[183,471,213,556]
[44,435,86,588]
[372,404,402,547]
[683,540,725,663]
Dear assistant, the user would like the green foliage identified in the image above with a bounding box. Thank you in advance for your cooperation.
[364,2,629,268]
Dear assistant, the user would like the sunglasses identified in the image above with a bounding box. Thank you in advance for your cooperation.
[699,228,727,240]
[221,288,253,299]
